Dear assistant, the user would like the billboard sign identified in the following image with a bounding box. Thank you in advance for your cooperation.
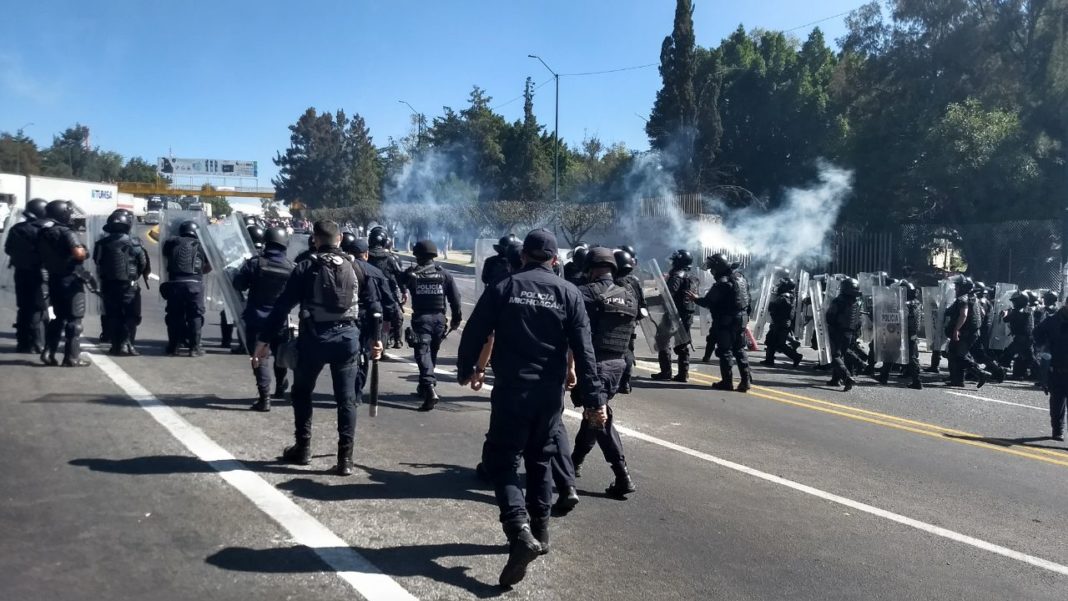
[157,157,258,178]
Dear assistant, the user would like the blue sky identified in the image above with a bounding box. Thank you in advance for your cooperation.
[1,0,861,185]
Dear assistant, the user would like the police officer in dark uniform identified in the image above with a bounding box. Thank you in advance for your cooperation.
[1034,303,1068,441]
[571,246,637,498]
[162,221,211,356]
[456,228,603,587]
[971,282,1005,382]
[253,221,381,476]
[563,243,589,286]
[614,247,646,395]
[1002,291,1036,380]
[876,280,923,389]
[221,225,266,352]
[761,278,803,368]
[1035,291,1059,390]
[93,210,150,356]
[945,277,990,388]
[38,200,93,367]
[293,234,316,264]
[367,226,406,348]
[651,250,697,382]
[4,198,50,353]
[234,226,295,411]
[483,234,517,288]
[403,240,462,411]
[343,235,400,408]
[696,253,753,392]
[825,278,863,391]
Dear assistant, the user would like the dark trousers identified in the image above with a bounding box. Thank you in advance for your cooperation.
[13,267,46,351]
[948,332,980,384]
[714,316,750,380]
[829,331,857,383]
[101,281,141,350]
[44,273,86,361]
[291,324,360,445]
[412,313,446,389]
[1049,370,1068,436]
[765,324,802,363]
[164,281,205,349]
[573,358,627,468]
[246,320,287,395]
[618,335,636,390]
[482,384,561,533]
[657,313,693,374]
[880,337,920,382]
[1004,335,1036,378]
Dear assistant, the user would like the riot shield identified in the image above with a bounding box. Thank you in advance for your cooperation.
[473,238,497,298]
[988,282,1018,351]
[82,214,110,318]
[201,215,257,347]
[0,210,20,295]
[696,268,713,350]
[637,259,691,354]
[793,270,811,340]
[749,267,774,339]
[920,286,945,352]
[857,272,884,344]
[809,278,832,365]
[872,286,907,364]
[152,210,208,285]
[824,277,841,306]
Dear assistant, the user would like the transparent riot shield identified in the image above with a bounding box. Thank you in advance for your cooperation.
[473,238,497,298]
[809,278,832,365]
[988,282,1018,351]
[82,214,110,318]
[793,270,811,340]
[749,268,774,340]
[152,210,208,285]
[824,277,841,306]
[921,286,945,353]
[0,210,20,295]
[872,286,907,364]
[201,215,257,347]
[696,268,714,351]
[637,259,691,354]
[857,272,884,345]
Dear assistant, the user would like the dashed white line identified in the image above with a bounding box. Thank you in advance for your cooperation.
[945,390,1046,411]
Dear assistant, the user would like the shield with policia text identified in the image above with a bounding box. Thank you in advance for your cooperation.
[920,286,946,353]
[872,285,907,364]
[857,272,885,344]
[201,214,257,348]
[988,282,1018,351]
[637,258,691,354]
[809,278,832,365]
[473,238,497,299]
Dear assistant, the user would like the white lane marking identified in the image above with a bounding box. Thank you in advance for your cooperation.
[87,352,419,601]
[945,390,1046,411]
[387,355,1068,578]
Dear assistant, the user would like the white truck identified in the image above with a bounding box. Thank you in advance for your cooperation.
[0,173,118,230]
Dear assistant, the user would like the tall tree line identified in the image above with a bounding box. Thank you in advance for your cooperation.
[0,123,159,183]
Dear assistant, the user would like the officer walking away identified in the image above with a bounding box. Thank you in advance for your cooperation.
[234,226,295,411]
[367,226,406,348]
[825,277,863,391]
[482,234,517,288]
[614,247,646,395]
[343,235,400,407]
[403,240,462,411]
[4,198,50,353]
[696,253,753,392]
[760,277,803,368]
[945,277,990,388]
[252,221,381,476]
[94,209,150,356]
[161,221,211,356]
[1034,302,1068,441]
[1002,291,1036,380]
[651,250,697,382]
[37,200,94,367]
[456,228,604,587]
[563,243,589,286]
[1035,291,1059,390]
[571,247,638,498]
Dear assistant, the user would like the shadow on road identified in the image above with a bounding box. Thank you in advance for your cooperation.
[69,454,344,477]
[205,543,506,598]
[943,433,1068,452]
[277,462,494,505]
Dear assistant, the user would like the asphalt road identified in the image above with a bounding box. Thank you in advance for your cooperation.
[2,255,1067,600]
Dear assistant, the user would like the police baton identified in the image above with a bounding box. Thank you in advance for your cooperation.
[369,313,383,417]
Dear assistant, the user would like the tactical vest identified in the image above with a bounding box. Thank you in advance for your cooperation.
[167,237,204,277]
[1008,308,1034,337]
[409,264,447,314]
[946,296,981,336]
[39,224,80,274]
[670,270,697,314]
[731,273,751,315]
[248,255,295,308]
[97,234,140,282]
[906,299,920,337]
[5,220,46,269]
[483,255,511,286]
[833,296,862,332]
[591,282,639,356]
[367,249,397,278]
[304,252,360,323]
[769,294,794,326]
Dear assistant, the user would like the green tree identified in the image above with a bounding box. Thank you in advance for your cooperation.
[647,0,700,191]
[342,113,382,222]
[119,157,160,183]
[501,78,552,201]
[0,130,40,175]
[273,108,355,210]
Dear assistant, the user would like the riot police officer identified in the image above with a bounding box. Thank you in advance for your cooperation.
[571,246,637,498]
[693,254,752,391]
[761,278,803,368]
[456,228,604,587]
[403,240,462,411]
[614,247,646,395]
[38,200,93,367]
[563,243,589,286]
[221,225,266,352]
[94,210,150,356]
[651,250,698,382]
[252,221,381,476]
[1003,291,1036,380]
[367,226,406,348]
[1034,303,1068,440]
[234,226,295,411]
[161,221,211,356]
[946,277,990,388]
[343,235,400,408]
[482,234,517,288]
[1035,291,1059,390]
[878,280,923,389]
[825,278,863,391]
[3,198,50,353]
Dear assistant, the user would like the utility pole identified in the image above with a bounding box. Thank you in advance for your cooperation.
[529,54,559,202]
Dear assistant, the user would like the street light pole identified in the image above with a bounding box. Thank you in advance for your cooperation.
[398,100,425,148]
[529,54,559,203]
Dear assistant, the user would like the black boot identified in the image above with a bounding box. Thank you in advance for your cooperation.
[736,367,752,393]
[530,517,550,555]
[843,376,855,392]
[280,440,312,465]
[671,369,688,383]
[335,442,354,476]
[251,390,271,412]
[499,524,541,587]
[165,341,179,356]
[552,485,579,515]
[606,462,636,498]
[651,352,672,380]
[272,376,289,400]
[760,351,775,367]
[189,332,204,357]
[40,348,58,366]
[908,378,923,390]
[418,385,439,412]
[123,342,141,356]
[108,343,124,356]
[976,369,990,389]
[711,364,733,391]
[219,323,233,348]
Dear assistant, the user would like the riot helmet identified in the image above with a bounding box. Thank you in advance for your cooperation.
[775,278,796,295]
[178,220,199,238]
[973,281,987,298]
[494,234,517,254]
[104,209,133,234]
[953,276,974,295]
[703,252,728,275]
[340,232,357,254]
[1009,291,1028,308]
[618,244,636,260]
[840,277,862,297]
[368,226,389,250]
[24,198,48,219]
[264,226,288,250]
[1025,290,1039,305]
[1043,290,1059,307]
[586,246,617,272]
[45,200,74,225]
[247,225,266,250]
[899,279,918,301]
[413,239,438,259]
[614,249,636,277]
[669,249,693,270]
